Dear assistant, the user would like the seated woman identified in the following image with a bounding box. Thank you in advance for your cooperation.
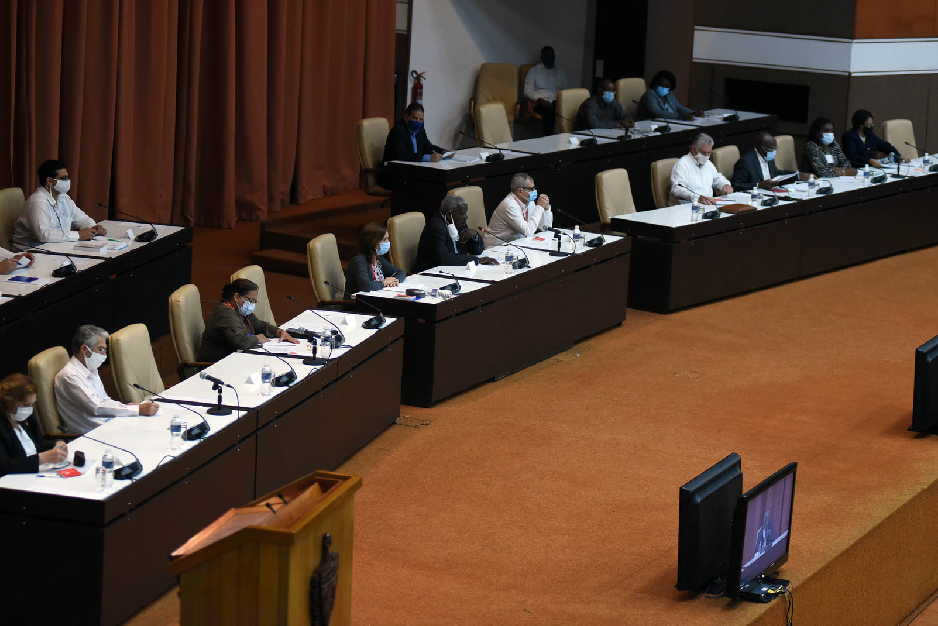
[0,373,67,477]
[198,278,297,362]
[637,70,698,121]
[804,117,856,178]
[345,222,406,298]
[842,109,899,169]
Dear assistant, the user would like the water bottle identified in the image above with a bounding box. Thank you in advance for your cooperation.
[101,450,115,488]
[691,203,702,223]
[573,225,582,241]
[261,364,273,395]
[863,164,873,185]
[169,416,185,450]
[750,189,760,206]
[924,152,931,166]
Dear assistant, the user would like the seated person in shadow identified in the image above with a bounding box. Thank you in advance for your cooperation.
[416,195,497,271]
[637,70,699,121]
[731,132,799,192]
[0,373,68,477]
[345,222,406,297]
[841,109,899,169]
[575,79,633,131]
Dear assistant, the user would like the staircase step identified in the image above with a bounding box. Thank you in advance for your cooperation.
[250,249,309,277]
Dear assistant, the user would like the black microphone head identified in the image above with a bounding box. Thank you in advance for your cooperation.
[114,460,143,481]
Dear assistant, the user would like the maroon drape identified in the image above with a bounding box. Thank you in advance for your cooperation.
[0,0,395,228]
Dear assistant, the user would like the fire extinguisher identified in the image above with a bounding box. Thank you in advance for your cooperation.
[410,70,425,104]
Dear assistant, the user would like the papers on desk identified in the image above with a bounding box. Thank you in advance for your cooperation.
[32,221,182,258]
[0,254,102,296]
[359,273,487,302]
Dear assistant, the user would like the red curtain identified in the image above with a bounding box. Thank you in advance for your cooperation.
[0,0,395,228]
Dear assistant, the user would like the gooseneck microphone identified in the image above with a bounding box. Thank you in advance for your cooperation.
[553,112,597,146]
[254,345,298,387]
[83,435,143,480]
[51,254,78,277]
[132,383,211,441]
[435,272,463,294]
[547,228,576,256]
[355,297,387,329]
[481,228,531,268]
[550,206,605,247]
[458,130,540,159]
[677,183,721,219]
[199,371,234,416]
[99,203,158,242]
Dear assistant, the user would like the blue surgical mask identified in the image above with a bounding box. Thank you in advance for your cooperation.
[376,240,391,256]
[406,120,424,134]
[528,189,538,203]
[765,149,777,161]
[821,132,835,145]
[655,85,670,97]
[601,91,614,103]
[239,300,255,316]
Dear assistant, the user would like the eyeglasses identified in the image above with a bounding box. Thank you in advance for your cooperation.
[519,185,535,191]
[241,296,257,304]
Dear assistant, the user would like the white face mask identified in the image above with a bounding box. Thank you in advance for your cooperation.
[694,152,710,166]
[446,222,459,242]
[53,178,71,194]
[84,348,107,371]
[14,406,33,422]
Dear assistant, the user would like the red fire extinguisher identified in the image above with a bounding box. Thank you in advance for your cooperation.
[410,70,425,104]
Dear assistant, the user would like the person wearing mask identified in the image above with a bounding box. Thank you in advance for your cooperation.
[0,373,68,477]
[345,222,407,296]
[416,195,498,271]
[54,325,159,434]
[0,248,33,274]
[670,133,733,205]
[842,109,900,169]
[638,70,698,121]
[523,46,567,135]
[731,132,799,192]
[382,102,446,165]
[199,278,298,362]
[13,159,107,251]
[575,79,632,131]
[484,173,553,247]
[804,117,855,178]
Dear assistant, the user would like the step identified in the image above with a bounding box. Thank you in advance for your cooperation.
[250,249,309,277]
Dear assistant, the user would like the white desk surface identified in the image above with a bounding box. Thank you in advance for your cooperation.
[656,109,769,127]
[388,147,528,170]
[0,251,103,297]
[501,132,618,153]
[355,272,489,304]
[31,221,183,258]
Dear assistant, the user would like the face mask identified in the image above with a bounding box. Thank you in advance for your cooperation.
[820,132,835,145]
[84,348,107,371]
[694,153,709,166]
[406,120,424,134]
[239,300,256,316]
[601,91,615,104]
[52,178,70,194]
[376,240,391,256]
[765,150,777,161]
[14,406,33,422]
[655,85,670,97]
[446,222,459,242]
[528,189,538,203]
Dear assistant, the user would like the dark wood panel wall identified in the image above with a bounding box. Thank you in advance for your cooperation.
[854,0,938,38]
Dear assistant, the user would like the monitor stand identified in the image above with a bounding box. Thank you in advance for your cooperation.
[738,575,790,603]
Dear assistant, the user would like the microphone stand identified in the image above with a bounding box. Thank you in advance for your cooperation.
[435,272,463,294]
[548,228,576,256]
[198,372,233,416]
[253,346,298,387]
[677,183,721,219]
[83,434,143,480]
[98,204,158,242]
[457,130,540,160]
[132,383,211,440]
[550,206,605,247]
[301,309,344,366]
[483,229,533,267]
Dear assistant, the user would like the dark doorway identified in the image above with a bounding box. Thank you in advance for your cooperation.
[593,0,648,88]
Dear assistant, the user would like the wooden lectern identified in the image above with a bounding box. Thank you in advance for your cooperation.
[170,471,362,626]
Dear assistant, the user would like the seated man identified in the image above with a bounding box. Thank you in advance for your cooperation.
[0,248,33,274]
[382,102,446,165]
[416,195,497,271]
[731,132,797,192]
[13,159,106,251]
[484,172,553,247]
[637,69,698,121]
[54,325,158,434]
[523,46,567,135]
[576,79,631,131]
[670,133,733,205]
[842,109,899,169]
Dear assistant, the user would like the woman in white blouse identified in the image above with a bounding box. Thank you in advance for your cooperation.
[0,374,67,476]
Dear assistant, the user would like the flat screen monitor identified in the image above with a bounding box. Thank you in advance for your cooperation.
[727,462,798,597]
[676,452,742,591]
[911,335,938,433]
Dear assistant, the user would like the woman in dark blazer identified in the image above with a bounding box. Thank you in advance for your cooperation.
[842,109,899,169]
[345,222,406,298]
[0,373,67,477]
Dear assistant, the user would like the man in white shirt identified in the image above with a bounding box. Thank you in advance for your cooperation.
[484,172,553,248]
[54,325,158,434]
[669,133,733,205]
[523,46,567,135]
[13,159,106,251]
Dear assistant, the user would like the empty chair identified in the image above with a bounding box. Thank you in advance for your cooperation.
[27,346,74,437]
[774,135,798,172]
[472,63,519,125]
[474,102,513,146]
[0,187,25,250]
[169,283,210,378]
[595,168,636,225]
[711,145,740,181]
[615,77,646,120]
[387,212,425,274]
[229,265,275,328]
[109,323,164,404]
[307,234,348,305]
[446,186,487,232]
[555,88,590,133]
[356,117,392,197]
[883,119,918,160]
[651,157,679,208]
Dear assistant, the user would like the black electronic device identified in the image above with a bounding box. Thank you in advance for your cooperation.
[815,181,834,195]
[73,451,85,467]
[434,272,463,294]
[405,288,427,297]
[760,195,779,208]
[457,130,538,161]
[911,335,938,434]
[554,112,597,146]
[355,297,387,329]
[132,382,212,440]
[551,206,605,247]
[98,204,158,242]
[51,255,78,277]
[254,348,298,387]
[83,435,143,480]
[484,228,532,267]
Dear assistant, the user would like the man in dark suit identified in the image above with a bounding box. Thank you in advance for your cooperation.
[382,102,446,165]
[415,195,497,272]
[731,132,797,192]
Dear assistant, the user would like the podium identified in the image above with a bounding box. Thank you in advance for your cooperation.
[170,471,362,626]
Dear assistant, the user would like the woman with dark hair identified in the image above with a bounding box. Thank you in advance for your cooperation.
[0,373,67,477]
[841,109,899,169]
[345,222,406,298]
[638,69,697,120]
[804,117,855,177]
[198,278,297,361]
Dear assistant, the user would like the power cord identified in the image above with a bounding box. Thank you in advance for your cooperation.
[784,586,794,626]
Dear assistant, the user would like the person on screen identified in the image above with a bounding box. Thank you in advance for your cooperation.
[804,117,856,178]
[575,79,632,131]
[415,195,496,271]
[54,325,159,434]
[0,374,68,477]
[382,102,447,165]
[483,173,553,247]
[198,279,297,362]
[523,46,567,135]
[0,248,33,274]
[345,222,407,297]
[754,510,775,557]
[669,133,733,205]
[842,109,900,169]
[637,70,698,121]
[12,159,107,251]
[731,132,798,192]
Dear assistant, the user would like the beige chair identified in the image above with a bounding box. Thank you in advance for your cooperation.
[474,102,513,146]
[615,77,646,120]
[555,88,590,133]
[447,186,487,233]
[387,212,425,274]
[229,265,275,327]
[357,117,391,197]
[712,145,740,180]
[594,169,636,225]
[0,187,25,250]
[307,234,348,305]
[883,119,918,160]
[27,346,74,438]
[109,323,164,404]
[169,283,211,377]
[774,135,798,172]
[472,63,519,124]
[651,157,679,208]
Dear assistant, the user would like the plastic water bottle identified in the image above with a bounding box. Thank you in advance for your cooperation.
[572,225,583,250]
[862,164,873,185]
[750,189,760,206]
[924,152,931,166]
[169,416,185,450]
[101,450,115,488]
[261,364,273,395]
[691,204,702,222]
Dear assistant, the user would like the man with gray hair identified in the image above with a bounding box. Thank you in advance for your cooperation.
[669,132,733,206]
[483,172,553,247]
[54,324,159,434]
[415,194,498,271]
